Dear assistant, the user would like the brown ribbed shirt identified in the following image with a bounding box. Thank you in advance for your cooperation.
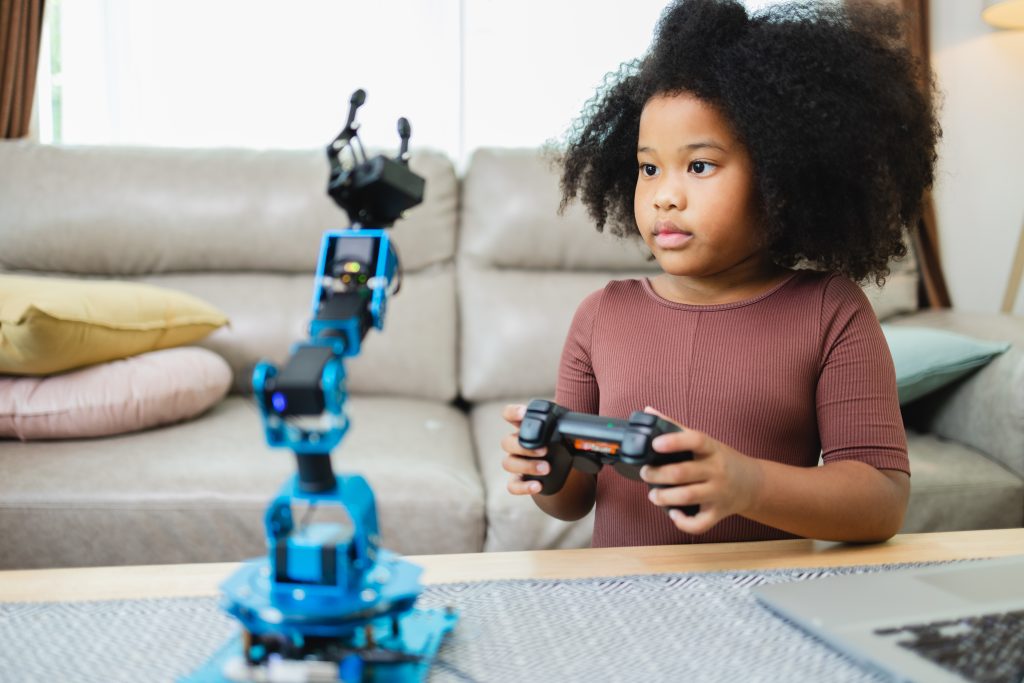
[555,270,909,548]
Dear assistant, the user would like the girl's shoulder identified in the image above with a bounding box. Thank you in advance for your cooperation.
[811,271,875,311]
[602,277,647,296]
[781,270,873,310]
[577,277,646,306]
[590,277,652,310]
[567,278,646,331]
[806,272,884,344]
[578,272,871,317]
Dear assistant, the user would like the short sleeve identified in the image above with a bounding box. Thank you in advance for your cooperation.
[555,288,602,414]
[817,276,910,474]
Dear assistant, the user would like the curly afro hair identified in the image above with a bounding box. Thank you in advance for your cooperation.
[559,0,940,284]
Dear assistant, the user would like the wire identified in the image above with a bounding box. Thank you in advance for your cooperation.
[298,502,318,530]
[391,243,403,296]
[353,134,367,166]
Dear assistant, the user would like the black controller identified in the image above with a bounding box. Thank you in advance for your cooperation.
[517,399,699,517]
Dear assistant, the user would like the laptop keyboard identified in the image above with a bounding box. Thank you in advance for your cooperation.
[873,609,1024,683]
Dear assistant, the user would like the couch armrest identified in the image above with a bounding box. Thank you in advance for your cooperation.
[890,311,1024,479]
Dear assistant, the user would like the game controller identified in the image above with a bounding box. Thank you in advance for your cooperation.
[517,399,699,517]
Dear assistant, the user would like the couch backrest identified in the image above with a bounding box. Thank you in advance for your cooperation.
[0,142,919,405]
[457,147,921,403]
[0,141,457,274]
[458,148,656,403]
[0,141,460,400]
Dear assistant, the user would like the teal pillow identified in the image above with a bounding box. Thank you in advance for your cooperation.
[881,325,1011,404]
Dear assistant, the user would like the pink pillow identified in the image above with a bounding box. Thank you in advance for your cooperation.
[0,347,232,441]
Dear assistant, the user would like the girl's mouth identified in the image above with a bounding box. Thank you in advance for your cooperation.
[653,223,693,249]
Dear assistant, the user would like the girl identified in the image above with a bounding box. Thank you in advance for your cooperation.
[500,0,939,547]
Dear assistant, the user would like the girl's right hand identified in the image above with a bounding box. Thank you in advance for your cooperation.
[500,403,551,495]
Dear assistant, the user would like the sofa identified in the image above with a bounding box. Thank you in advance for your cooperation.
[1,140,1021,570]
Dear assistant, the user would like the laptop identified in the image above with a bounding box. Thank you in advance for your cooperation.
[752,554,1024,683]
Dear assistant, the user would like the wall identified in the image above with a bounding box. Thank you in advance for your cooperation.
[930,0,1024,314]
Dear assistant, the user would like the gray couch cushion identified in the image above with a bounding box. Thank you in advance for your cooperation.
[457,149,655,402]
[470,399,593,552]
[0,142,457,275]
[460,148,655,271]
[900,431,1024,532]
[458,265,654,402]
[0,396,483,569]
[137,268,458,401]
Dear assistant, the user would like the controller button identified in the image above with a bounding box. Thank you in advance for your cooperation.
[519,417,544,443]
[526,399,553,414]
[621,432,648,456]
[629,412,658,427]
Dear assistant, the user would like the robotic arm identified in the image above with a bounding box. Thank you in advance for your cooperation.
[254,88,417,472]
[252,229,400,466]
[191,91,456,683]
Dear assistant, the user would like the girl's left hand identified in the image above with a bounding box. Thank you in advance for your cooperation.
[639,407,764,535]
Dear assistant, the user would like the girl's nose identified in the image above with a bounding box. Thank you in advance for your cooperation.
[653,179,685,211]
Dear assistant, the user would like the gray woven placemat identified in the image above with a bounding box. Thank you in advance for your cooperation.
[0,562,949,683]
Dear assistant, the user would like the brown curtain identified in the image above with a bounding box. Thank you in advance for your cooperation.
[898,0,952,308]
[848,0,952,307]
[0,0,45,139]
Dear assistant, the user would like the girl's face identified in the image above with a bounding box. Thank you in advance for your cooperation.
[635,92,768,285]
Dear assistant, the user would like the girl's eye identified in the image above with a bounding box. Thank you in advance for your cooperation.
[639,163,658,177]
[689,160,716,176]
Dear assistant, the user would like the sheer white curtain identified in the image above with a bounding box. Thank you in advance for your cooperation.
[51,0,461,155]
[461,0,790,156]
[462,1,667,156]
[42,0,790,166]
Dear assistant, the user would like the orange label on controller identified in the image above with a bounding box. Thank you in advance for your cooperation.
[573,439,619,455]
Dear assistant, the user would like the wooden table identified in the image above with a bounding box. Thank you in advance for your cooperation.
[2,528,1022,604]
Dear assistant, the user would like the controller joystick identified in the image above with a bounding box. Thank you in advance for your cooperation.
[517,399,699,517]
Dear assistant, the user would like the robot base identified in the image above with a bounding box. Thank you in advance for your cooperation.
[184,607,456,682]
[182,556,457,683]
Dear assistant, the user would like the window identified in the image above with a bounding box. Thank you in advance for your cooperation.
[36,0,794,167]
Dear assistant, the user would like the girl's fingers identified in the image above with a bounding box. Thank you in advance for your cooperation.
[645,481,722,535]
[502,403,527,426]
[639,460,703,485]
[500,432,548,459]
[643,406,718,458]
[653,429,713,458]
[667,503,720,535]
[507,474,543,495]
[643,405,681,428]
[502,453,551,477]
[501,425,549,495]
[647,482,711,508]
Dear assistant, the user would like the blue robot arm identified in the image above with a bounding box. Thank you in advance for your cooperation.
[190,90,456,683]
[249,229,400,603]
[252,229,398,458]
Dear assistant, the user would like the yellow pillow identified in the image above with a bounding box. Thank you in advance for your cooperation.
[0,274,229,375]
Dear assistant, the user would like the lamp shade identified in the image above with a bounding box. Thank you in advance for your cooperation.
[983,0,1024,29]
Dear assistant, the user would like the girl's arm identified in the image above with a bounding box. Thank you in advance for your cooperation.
[640,414,910,542]
[748,459,909,542]
[526,288,604,521]
[499,289,603,521]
